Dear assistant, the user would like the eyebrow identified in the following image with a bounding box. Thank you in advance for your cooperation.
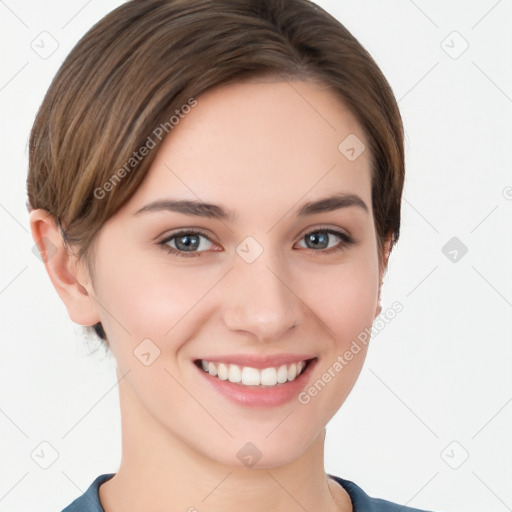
[133,193,368,221]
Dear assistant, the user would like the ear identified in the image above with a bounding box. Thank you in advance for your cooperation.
[29,208,101,326]
[374,235,393,319]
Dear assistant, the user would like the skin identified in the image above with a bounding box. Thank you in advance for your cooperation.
[30,79,392,512]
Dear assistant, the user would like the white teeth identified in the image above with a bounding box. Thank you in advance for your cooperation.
[217,363,229,380]
[277,364,288,383]
[260,367,277,386]
[198,359,309,387]
[228,364,242,383]
[242,367,260,386]
[208,361,217,376]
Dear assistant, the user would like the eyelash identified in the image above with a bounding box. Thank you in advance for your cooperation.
[158,226,355,258]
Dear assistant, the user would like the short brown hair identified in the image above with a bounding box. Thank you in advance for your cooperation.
[26,0,405,347]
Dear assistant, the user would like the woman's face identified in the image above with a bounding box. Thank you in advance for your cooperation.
[84,79,383,467]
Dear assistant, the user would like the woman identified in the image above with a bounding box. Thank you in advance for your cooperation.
[27,0,437,510]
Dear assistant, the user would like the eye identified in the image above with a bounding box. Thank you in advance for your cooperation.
[158,230,217,258]
[296,227,355,254]
[158,226,355,259]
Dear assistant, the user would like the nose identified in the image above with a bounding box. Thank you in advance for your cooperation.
[221,249,305,343]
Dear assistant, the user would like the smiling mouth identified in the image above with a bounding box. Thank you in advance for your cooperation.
[193,358,316,387]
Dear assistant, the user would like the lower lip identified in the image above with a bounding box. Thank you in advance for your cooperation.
[194,358,318,408]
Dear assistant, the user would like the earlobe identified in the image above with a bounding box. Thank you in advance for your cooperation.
[29,208,101,326]
[374,279,383,318]
[374,235,393,319]
[380,236,393,278]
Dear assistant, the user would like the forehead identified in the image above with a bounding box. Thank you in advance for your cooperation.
[123,79,372,221]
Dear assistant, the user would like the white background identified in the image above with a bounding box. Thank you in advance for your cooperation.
[0,1,511,511]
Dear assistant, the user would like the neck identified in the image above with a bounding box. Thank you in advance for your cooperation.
[99,368,352,512]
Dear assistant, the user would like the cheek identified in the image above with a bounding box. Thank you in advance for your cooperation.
[96,235,380,359]
[297,258,379,421]
[303,255,380,346]
[94,252,220,351]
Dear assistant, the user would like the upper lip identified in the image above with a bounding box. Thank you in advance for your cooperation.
[195,353,316,369]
